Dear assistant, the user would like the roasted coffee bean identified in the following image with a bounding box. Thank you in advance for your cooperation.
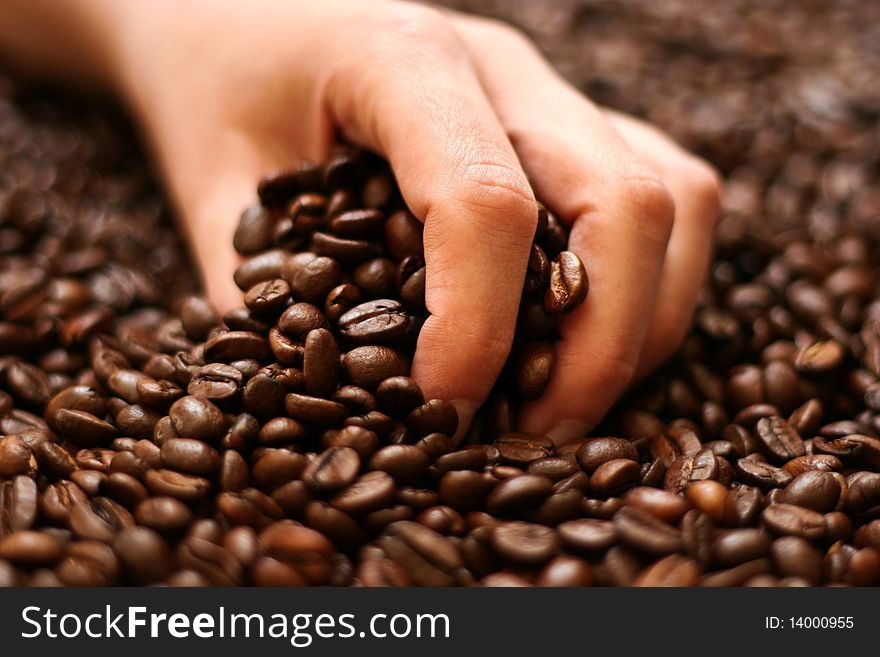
[782,471,842,512]
[330,471,396,515]
[516,342,554,400]
[634,555,700,587]
[493,433,554,468]
[234,250,287,291]
[69,497,134,542]
[205,331,270,362]
[664,449,720,494]
[251,450,307,491]
[285,393,348,425]
[144,469,212,504]
[713,528,772,566]
[755,415,805,463]
[0,435,35,477]
[438,471,495,512]
[369,445,429,484]
[135,497,192,534]
[169,395,228,443]
[384,210,424,260]
[771,536,824,585]
[303,447,361,493]
[282,252,342,304]
[303,328,339,396]
[0,531,64,565]
[375,376,424,417]
[57,541,119,586]
[343,346,408,389]
[591,459,642,498]
[577,438,638,473]
[338,300,408,345]
[626,487,691,525]
[406,399,458,438]
[1,476,38,537]
[114,527,174,584]
[486,475,554,516]
[761,503,826,541]
[161,438,221,475]
[244,279,291,316]
[614,506,682,555]
[187,364,242,403]
[735,458,793,490]
[491,521,560,565]
[844,472,880,514]
[544,251,588,314]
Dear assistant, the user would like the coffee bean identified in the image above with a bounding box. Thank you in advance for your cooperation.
[544,251,588,314]
[384,211,424,260]
[626,486,691,525]
[614,506,682,555]
[303,328,339,396]
[375,376,424,417]
[369,445,429,484]
[69,497,134,542]
[205,331,270,362]
[756,415,805,463]
[161,438,221,475]
[761,503,826,541]
[492,521,560,565]
[487,475,553,516]
[0,436,35,477]
[330,471,396,515]
[771,536,823,585]
[114,526,174,584]
[285,393,348,425]
[516,342,554,399]
[577,438,638,473]
[634,555,700,586]
[134,497,192,534]
[169,395,228,443]
[713,528,772,566]
[187,363,242,403]
[591,459,641,497]
[0,531,63,565]
[244,279,290,316]
[303,447,361,492]
[782,471,842,512]
[342,346,408,389]
[144,469,212,504]
[282,252,342,304]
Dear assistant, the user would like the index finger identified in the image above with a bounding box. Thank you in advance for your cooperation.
[325,6,537,430]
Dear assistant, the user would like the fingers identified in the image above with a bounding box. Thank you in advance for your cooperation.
[604,110,722,379]
[453,17,674,442]
[323,5,537,425]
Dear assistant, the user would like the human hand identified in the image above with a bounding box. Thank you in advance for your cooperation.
[106,0,721,441]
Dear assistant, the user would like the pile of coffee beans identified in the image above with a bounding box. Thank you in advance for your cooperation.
[2,0,880,586]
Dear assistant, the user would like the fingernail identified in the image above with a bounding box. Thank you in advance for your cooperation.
[547,420,589,446]
[450,399,478,445]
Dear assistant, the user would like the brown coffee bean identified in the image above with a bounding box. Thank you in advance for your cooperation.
[544,251,588,314]
[343,346,408,389]
[303,328,339,396]
[761,503,826,541]
[303,447,361,492]
[491,521,560,565]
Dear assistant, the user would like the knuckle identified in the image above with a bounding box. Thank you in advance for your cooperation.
[617,162,676,237]
[476,17,534,51]
[686,160,723,221]
[449,159,537,225]
[465,325,514,367]
[370,3,461,60]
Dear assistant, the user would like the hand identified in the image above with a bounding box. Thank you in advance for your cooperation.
[82,0,722,440]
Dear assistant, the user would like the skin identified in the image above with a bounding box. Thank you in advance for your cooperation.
[0,0,721,443]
